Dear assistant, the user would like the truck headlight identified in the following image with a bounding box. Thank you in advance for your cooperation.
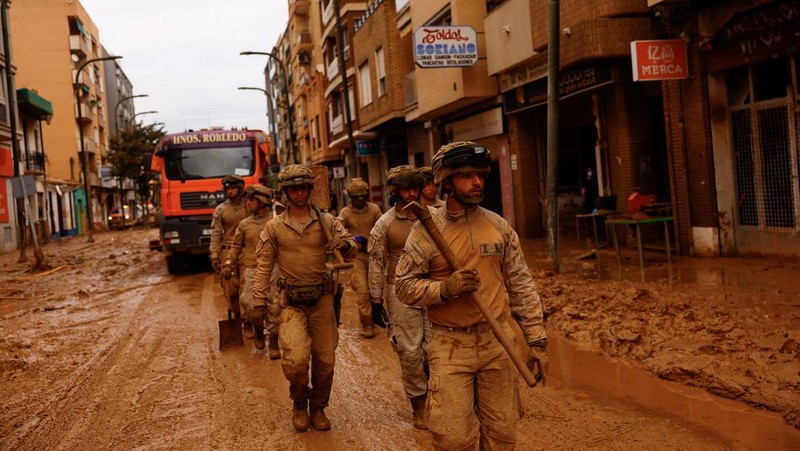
[201,229,213,236]
[163,231,179,239]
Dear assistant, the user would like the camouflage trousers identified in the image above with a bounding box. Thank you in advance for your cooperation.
[349,254,374,328]
[239,266,283,336]
[426,320,520,450]
[385,284,429,399]
[279,293,339,409]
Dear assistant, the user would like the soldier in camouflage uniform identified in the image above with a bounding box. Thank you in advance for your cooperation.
[210,175,249,319]
[368,165,430,429]
[222,185,281,358]
[337,178,382,338]
[396,142,548,450]
[419,166,446,209]
[253,164,357,433]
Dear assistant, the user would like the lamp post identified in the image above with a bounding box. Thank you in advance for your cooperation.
[240,51,297,164]
[114,93,148,130]
[238,86,280,147]
[133,110,158,123]
[75,55,122,243]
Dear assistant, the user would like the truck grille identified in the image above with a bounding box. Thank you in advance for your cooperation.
[180,191,226,210]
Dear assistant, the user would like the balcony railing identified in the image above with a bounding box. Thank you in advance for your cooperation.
[327,57,340,81]
[69,34,90,58]
[330,115,343,135]
[322,0,334,26]
[290,0,310,16]
[75,102,94,122]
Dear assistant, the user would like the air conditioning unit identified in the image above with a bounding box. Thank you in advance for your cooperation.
[298,52,311,64]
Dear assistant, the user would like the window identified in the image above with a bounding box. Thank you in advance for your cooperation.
[359,61,372,107]
[426,5,452,26]
[376,47,386,96]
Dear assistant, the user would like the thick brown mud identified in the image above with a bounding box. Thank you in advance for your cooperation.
[0,229,798,450]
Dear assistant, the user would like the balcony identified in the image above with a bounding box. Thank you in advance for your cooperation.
[75,102,94,123]
[330,114,343,135]
[290,0,309,16]
[327,57,340,81]
[295,31,312,52]
[69,34,90,58]
[322,0,334,26]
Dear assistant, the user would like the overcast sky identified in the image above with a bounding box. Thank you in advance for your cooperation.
[80,0,289,133]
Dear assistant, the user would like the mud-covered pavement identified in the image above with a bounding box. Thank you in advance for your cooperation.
[1,229,798,450]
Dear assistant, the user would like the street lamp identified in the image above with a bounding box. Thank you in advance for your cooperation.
[239,86,280,167]
[133,110,158,124]
[75,54,122,243]
[240,51,297,164]
[114,93,148,130]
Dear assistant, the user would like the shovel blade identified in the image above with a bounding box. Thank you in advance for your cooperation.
[218,317,244,350]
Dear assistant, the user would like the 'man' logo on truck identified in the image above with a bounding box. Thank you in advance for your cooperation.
[199,193,226,202]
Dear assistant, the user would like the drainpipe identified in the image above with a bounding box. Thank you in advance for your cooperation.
[546,0,561,269]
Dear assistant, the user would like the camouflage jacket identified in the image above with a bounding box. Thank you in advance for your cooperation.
[209,197,247,259]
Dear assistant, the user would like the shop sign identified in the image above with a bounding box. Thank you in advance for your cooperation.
[356,140,380,157]
[0,147,13,177]
[502,64,616,115]
[445,108,503,142]
[414,26,478,68]
[0,182,8,223]
[332,166,346,179]
[630,39,688,81]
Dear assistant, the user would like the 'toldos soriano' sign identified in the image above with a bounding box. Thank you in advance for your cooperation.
[414,26,478,68]
[630,39,689,81]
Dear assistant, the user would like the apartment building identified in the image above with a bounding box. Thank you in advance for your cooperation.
[103,49,137,211]
[352,0,415,206]
[11,0,115,235]
[0,1,16,252]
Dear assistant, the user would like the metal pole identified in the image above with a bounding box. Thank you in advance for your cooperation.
[114,93,148,131]
[546,0,561,269]
[333,0,359,179]
[240,51,297,164]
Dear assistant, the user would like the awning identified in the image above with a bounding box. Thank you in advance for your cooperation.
[17,88,54,120]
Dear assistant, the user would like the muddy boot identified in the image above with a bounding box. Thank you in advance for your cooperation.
[242,320,255,339]
[268,334,280,360]
[292,401,310,432]
[310,406,331,431]
[361,325,376,339]
[410,394,427,430]
[253,327,266,350]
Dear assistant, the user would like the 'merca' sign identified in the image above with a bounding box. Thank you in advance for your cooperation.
[414,26,478,68]
[630,39,688,81]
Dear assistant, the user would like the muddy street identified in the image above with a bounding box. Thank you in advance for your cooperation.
[1,229,798,450]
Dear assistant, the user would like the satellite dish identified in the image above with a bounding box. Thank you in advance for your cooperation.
[70,53,79,63]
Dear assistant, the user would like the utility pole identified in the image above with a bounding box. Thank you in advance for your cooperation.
[333,0,359,179]
[546,0,561,269]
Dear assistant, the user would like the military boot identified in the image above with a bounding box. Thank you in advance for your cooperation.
[253,327,266,350]
[268,334,280,360]
[292,400,310,432]
[310,406,331,431]
[361,325,376,339]
[410,394,427,430]
[242,320,255,339]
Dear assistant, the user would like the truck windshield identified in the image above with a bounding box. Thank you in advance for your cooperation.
[163,146,254,181]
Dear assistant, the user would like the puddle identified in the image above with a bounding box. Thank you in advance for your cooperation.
[549,334,800,449]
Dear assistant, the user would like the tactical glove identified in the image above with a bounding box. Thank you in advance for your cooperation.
[527,343,549,386]
[442,269,480,299]
[326,236,350,253]
[221,260,234,279]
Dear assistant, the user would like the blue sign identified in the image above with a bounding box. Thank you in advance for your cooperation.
[357,140,380,157]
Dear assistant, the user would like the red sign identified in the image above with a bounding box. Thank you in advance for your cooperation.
[0,181,9,223]
[630,39,688,81]
[0,147,13,177]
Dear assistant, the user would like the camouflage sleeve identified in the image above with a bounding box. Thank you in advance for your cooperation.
[368,213,390,299]
[501,222,546,344]
[253,222,278,305]
[336,207,348,228]
[394,223,447,307]
[326,212,358,258]
[209,203,225,258]
[227,222,245,264]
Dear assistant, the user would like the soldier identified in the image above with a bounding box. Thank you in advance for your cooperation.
[253,164,356,433]
[222,185,281,358]
[396,141,548,450]
[210,175,249,320]
[337,177,382,338]
[368,165,429,429]
[419,166,446,209]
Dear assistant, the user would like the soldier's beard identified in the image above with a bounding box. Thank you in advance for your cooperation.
[451,188,483,207]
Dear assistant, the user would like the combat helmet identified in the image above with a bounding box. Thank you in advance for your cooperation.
[346,178,369,197]
[431,141,492,185]
[221,174,245,188]
[277,164,315,189]
[245,184,273,205]
[386,165,425,194]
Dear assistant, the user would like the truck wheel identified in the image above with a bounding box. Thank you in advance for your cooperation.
[166,255,182,274]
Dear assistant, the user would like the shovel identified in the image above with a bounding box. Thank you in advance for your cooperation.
[218,276,244,350]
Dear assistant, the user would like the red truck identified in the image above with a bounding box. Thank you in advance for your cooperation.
[148,128,274,273]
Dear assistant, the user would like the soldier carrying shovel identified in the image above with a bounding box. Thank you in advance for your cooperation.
[396,141,547,450]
